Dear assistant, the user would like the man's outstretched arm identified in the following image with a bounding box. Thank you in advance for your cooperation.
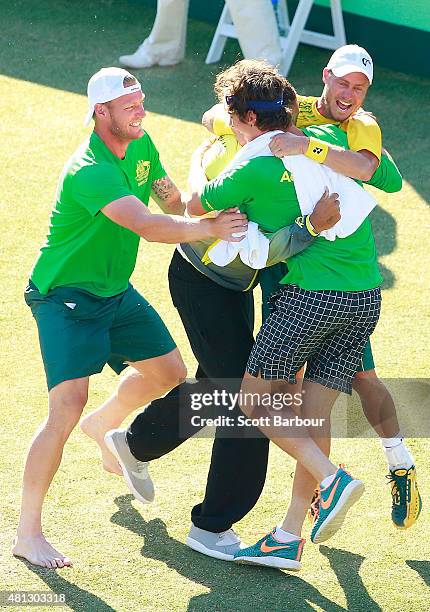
[102,196,247,244]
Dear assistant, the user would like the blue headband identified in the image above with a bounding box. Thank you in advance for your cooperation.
[225,95,284,111]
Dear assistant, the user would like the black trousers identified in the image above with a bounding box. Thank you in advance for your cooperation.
[127,250,270,532]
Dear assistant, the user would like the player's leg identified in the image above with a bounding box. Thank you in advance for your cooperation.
[353,344,421,528]
[81,284,182,474]
[234,376,338,571]
[167,257,269,551]
[81,350,185,474]
[187,263,290,530]
[226,0,283,67]
[14,282,115,567]
[119,0,190,68]
[13,378,89,568]
[353,341,401,437]
[108,254,219,475]
[279,380,335,537]
[234,287,381,568]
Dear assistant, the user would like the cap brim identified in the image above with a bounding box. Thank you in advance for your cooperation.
[331,64,372,84]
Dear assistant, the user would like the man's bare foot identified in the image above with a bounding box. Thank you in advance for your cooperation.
[12,534,72,569]
[80,414,122,475]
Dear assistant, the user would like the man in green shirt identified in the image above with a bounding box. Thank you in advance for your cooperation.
[202,53,420,535]
[187,65,384,569]
[12,67,247,569]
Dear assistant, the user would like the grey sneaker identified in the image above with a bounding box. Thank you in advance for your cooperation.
[104,429,154,504]
[186,525,246,561]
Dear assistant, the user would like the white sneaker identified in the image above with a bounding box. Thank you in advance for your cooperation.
[119,40,181,69]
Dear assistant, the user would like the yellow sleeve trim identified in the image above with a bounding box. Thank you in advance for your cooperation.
[344,114,382,161]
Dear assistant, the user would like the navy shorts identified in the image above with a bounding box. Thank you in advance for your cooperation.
[247,284,381,394]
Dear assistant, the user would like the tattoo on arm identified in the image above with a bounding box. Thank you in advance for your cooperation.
[151,175,177,202]
[151,175,183,214]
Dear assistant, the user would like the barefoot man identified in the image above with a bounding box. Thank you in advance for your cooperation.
[13,67,246,568]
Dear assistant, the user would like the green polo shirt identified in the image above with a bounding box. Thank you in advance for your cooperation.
[200,124,384,292]
[31,131,166,296]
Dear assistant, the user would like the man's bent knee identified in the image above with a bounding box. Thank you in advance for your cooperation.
[160,351,187,388]
[48,379,88,428]
[131,349,187,390]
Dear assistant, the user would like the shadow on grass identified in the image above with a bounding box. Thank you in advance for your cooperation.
[320,546,382,612]
[1,0,237,125]
[406,560,430,588]
[110,494,380,612]
[18,559,115,612]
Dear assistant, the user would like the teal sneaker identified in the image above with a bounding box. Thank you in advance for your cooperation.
[233,529,305,570]
[311,467,364,544]
[387,466,422,529]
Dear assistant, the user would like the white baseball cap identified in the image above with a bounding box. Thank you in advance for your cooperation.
[84,67,142,126]
[326,44,373,84]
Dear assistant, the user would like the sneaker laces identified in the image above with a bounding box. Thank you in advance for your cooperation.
[309,489,321,522]
[310,463,348,522]
[386,468,410,507]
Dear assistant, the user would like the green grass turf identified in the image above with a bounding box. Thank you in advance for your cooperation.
[1,1,429,610]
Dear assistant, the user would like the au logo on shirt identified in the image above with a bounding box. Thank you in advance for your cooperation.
[280,170,293,182]
[136,160,151,186]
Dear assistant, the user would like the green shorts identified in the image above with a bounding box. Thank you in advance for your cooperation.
[259,264,376,373]
[25,281,176,391]
[356,337,375,372]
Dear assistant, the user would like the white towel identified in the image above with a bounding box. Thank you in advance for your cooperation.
[222,130,377,241]
[206,221,270,269]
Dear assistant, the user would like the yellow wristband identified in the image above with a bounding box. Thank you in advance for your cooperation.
[305,137,329,164]
[305,215,319,237]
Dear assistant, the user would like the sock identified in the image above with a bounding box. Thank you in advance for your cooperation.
[320,472,336,489]
[274,526,301,542]
[381,436,414,470]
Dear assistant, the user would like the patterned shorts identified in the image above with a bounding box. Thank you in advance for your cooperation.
[247,285,382,394]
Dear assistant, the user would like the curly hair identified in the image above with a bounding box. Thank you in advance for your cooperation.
[214,60,297,131]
